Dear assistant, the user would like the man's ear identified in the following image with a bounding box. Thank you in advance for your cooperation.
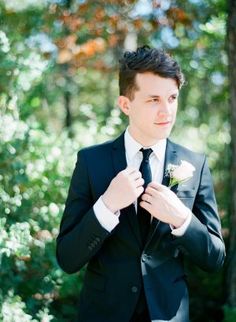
[117,96,131,116]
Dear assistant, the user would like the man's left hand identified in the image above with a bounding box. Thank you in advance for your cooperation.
[140,182,190,228]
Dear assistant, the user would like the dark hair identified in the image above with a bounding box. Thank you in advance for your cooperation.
[119,45,185,100]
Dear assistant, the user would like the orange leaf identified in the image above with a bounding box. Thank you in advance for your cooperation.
[57,49,73,64]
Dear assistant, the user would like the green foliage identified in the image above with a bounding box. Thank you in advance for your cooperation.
[0,106,96,320]
[0,218,32,260]
[0,291,54,322]
[0,0,230,320]
[223,306,236,322]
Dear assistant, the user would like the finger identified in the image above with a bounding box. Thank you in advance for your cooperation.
[131,170,142,181]
[148,181,167,190]
[135,178,145,188]
[141,193,152,204]
[136,186,144,197]
[125,167,141,179]
[125,166,138,175]
[145,185,159,196]
[147,187,168,203]
[148,183,173,198]
[140,200,151,213]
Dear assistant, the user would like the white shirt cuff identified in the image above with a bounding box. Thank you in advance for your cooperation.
[93,196,120,232]
[170,210,192,237]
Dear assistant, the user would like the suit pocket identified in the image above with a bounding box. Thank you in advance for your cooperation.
[177,196,195,209]
[177,190,195,198]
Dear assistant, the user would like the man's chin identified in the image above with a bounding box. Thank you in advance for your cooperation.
[154,130,171,140]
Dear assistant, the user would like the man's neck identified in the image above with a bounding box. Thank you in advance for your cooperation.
[127,127,164,147]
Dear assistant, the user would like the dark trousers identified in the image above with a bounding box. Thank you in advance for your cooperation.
[130,287,151,322]
[130,308,151,322]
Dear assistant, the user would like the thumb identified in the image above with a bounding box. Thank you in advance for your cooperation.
[148,181,166,191]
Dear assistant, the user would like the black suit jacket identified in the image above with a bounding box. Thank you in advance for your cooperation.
[56,133,225,322]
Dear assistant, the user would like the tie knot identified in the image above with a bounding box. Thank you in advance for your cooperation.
[140,148,152,162]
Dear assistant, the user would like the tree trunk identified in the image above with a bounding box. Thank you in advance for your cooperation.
[226,0,236,307]
[63,0,73,134]
[64,89,72,128]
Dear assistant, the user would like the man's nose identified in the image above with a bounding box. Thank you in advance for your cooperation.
[158,102,171,115]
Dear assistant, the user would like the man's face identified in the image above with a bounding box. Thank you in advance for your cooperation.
[119,72,179,146]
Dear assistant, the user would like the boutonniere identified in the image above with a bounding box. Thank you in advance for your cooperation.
[166,160,196,188]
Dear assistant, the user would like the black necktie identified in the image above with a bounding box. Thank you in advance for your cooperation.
[137,148,152,246]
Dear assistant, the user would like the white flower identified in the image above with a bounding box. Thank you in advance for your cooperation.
[167,160,196,188]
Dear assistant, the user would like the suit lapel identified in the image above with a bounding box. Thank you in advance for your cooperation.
[112,133,142,248]
[111,132,127,175]
[145,139,180,247]
[162,139,179,187]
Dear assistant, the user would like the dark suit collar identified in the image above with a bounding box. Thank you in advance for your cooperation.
[112,131,127,175]
[162,139,178,187]
[112,133,179,177]
[112,131,125,149]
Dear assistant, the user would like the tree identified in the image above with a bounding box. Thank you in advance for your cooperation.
[0,0,232,320]
[226,0,236,311]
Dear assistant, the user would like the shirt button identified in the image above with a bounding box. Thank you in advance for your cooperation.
[131,286,138,293]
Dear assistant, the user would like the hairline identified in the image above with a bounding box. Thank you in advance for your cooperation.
[124,71,180,101]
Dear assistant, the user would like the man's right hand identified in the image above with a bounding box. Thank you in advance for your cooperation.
[102,167,144,213]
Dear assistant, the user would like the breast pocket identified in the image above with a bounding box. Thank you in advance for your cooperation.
[176,188,195,198]
[177,190,195,209]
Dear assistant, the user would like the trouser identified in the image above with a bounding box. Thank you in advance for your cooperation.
[130,287,151,322]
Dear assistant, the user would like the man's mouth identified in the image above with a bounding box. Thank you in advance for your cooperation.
[154,121,171,126]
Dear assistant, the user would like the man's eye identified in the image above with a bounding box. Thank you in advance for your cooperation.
[169,95,177,102]
[149,98,159,103]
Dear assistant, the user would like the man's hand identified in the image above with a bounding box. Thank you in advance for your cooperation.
[102,167,144,213]
[140,182,190,228]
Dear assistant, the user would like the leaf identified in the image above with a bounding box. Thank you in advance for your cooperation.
[57,49,73,64]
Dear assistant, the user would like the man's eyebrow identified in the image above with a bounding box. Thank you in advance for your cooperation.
[146,92,179,98]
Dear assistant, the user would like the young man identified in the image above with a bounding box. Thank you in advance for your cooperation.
[56,46,225,322]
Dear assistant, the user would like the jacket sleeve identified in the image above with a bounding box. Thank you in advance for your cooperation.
[56,150,110,274]
[173,156,226,272]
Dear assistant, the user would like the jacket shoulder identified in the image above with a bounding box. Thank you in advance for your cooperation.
[78,138,115,156]
[78,132,124,156]
[76,136,124,171]
[168,139,206,164]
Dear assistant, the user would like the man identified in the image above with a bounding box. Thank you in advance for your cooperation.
[56,46,225,322]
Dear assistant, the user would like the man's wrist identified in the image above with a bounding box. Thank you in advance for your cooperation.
[93,197,120,232]
[172,216,187,229]
[171,208,190,229]
[171,209,192,236]
[101,195,118,214]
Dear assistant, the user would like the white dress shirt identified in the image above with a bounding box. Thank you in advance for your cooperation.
[93,128,191,236]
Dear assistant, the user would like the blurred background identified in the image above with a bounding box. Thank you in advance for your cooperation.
[0,0,236,321]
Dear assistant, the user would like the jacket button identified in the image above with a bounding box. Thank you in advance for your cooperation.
[142,254,148,262]
[131,286,138,293]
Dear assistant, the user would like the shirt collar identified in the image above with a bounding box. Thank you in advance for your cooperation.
[124,127,167,162]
